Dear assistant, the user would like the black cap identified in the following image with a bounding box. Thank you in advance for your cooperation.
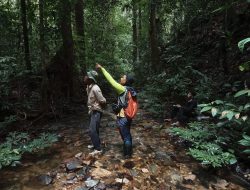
[125,74,134,86]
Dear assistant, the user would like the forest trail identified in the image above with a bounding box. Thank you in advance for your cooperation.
[0,109,247,190]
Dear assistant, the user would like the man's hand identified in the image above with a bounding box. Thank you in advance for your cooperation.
[96,63,102,70]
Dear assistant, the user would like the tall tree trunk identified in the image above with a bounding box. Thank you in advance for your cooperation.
[138,6,142,60]
[27,0,32,35]
[149,0,160,71]
[132,0,138,64]
[59,0,74,98]
[222,9,229,75]
[20,0,32,70]
[74,0,86,74]
[74,0,85,98]
[39,0,49,112]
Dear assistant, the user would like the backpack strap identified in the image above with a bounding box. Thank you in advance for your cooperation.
[117,86,137,108]
[118,88,128,108]
[87,84,96,95]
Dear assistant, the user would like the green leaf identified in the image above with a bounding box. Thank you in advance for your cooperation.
[228,149,234,153]
[200,106,212,113]
[223,83,231,87]
[242,116,248,121]
[225,103,237,108]
[243,149,250,154]
[198,103,208,107]
[244,103,250,110]
[238,38,250,52]
[243,134,250,141]
[234,90,250,97]
[239,139,250,146]
[239,65,245,71]
[239,106,244,112]
[13,149,19,154]
[212,4,230,13]
[239,61,250,71]
[226,111,234,120]
[214,100,224,105]
[229,158,237,165]
[211,108,218,117]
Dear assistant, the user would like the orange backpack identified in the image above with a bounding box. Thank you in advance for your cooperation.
[117,87,138,119]
[124,90,138,119]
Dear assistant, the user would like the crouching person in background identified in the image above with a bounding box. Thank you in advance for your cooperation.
[165,91,197,126]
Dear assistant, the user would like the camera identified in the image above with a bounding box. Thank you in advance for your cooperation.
[112,103,122,114]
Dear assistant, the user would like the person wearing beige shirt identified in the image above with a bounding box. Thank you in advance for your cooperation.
[84,70,106,156]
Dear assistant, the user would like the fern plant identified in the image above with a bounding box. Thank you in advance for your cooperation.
[0,132,58,169]
[239,134,250,157]
[170,122,236,167]
[189,143,236,167]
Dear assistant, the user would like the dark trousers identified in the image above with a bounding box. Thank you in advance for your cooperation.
[117,117,132,145]
[117,117,133,156]
[170,106,189,123]
[89,111,102,150]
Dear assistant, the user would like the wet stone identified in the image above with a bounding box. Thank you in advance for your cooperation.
[85,179,99,187]
[170,173,183,185]
[106,183,123,190]
[66,180,76,184]
[94,182,106,190]
[149,164,158,174]
[212,179,229,190]
[91,168,112,178]
[143,124,152,130]
[161,128,171,135]
[130,169,138,177]
[152,125,162,131]
[142,168,149,173]
[155,151,170,160]
[37,174,53,185]
[184,174,196,181]
[75,187,89,190]
[77,166,89,177]
[75,152,83,158]
[66,160,82,171]
[155,151,175,166]
[67,173,76,180]
[11,161,22,167]
[115,178,130,184]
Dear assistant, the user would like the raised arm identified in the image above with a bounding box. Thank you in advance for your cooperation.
[96,64,125,95]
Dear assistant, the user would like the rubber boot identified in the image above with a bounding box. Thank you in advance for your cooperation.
[124,144,132,159]
[123,143,127,156]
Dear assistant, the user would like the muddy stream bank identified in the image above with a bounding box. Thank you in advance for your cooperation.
[0,110,248,190]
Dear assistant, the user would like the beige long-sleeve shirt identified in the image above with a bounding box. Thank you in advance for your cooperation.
[86,84,106,113]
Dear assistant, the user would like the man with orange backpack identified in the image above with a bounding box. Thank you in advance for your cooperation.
[96,64,138,159]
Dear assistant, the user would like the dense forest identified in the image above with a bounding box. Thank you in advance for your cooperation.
[0,0,250,189]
